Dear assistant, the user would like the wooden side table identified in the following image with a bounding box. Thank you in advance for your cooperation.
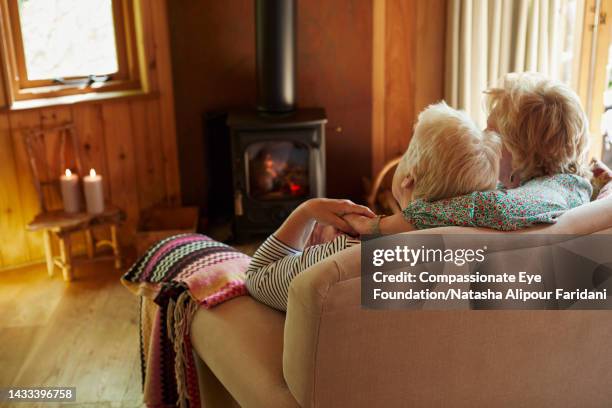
[27,206,123,281]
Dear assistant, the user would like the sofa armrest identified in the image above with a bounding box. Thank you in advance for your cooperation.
[283,244,361,407]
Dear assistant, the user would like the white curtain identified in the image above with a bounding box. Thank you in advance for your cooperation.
[445,0,584,126]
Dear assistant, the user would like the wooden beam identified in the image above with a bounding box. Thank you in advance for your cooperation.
[414,0,446,116]
[7,110,45,260]
[371,0,447,175]
[372,0,386,177]
[129,99,168,209]
[149,0,181,206]
[102,101,140,246]
[0,112,29,266]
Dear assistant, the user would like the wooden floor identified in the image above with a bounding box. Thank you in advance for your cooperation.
[0,258,142,407]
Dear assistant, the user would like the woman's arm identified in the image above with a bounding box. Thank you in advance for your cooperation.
[344,176,592,235]
[273,198,375,250]
[402,195,478,229]
[379,213,417,234]
[343,212,417,235]
[403,175,591,231]
[246,234,360,310]
[246,198,373,310]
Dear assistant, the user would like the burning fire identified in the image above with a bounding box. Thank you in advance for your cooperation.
[288,182,302,194]
[250,144,308,199]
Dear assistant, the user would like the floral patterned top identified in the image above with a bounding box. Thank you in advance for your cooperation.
[402,174,592,231]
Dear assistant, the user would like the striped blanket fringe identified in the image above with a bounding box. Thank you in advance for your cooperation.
[168,291,200,408]
[122,233,251,408]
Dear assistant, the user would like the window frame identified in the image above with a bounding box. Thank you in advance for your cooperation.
[0,0,140,101]
[576,0,612,160]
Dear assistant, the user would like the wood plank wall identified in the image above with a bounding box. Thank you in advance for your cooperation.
[372,0,446,175]
[167,0,374,206]
[0,0,180,269]
[167,0,445,208]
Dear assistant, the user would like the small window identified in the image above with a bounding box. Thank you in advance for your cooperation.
[1,0,139,100]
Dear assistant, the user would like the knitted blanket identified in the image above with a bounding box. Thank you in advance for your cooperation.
[122,234,251,408]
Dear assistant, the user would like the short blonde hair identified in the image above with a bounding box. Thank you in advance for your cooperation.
[397,102,501,201]
[486,72,590,180]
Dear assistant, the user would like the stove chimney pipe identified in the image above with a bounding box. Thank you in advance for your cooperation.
[255,0,296,113]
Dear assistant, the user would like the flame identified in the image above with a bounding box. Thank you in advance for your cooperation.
[289,182,302,194]
[90,168,97,177]
[65,169,72,177]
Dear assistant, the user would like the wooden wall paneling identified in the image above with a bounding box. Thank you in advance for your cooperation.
[72,103,112,245]
[371,0,446,176]
[149,0,181,205]
[129,100,167,209]
[7,110,45,261]
[38,107,74,211]
[39,106,90,255]
[384,0,416,161]
[39,106,72,126]
[144,100,168,206]
[101,101,140,245]
[372,0,387,176]
[299,0,374,200]
[166,0,256,208]
[167,0,374,202]
[0,58,7,108]
[72,104,111,195]
[0,112,29,266]
[414,0,446,116]
[136,0,159,93]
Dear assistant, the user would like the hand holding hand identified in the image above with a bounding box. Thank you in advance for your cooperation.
[305,223,344,246]
[343,213,377,236]
[300,198,375,235]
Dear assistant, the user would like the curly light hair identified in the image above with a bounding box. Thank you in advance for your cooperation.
[486,72,591,181]
[396,102,501,202]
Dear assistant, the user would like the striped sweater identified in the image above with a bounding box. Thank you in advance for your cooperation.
[245,234,360,311]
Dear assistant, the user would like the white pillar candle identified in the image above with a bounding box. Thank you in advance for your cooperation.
[60,169,81,213]
[83,168,105,214]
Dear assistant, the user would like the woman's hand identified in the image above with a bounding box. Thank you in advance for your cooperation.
[300,198,375,234]
[343,213,376,235]
[305,223,344,246]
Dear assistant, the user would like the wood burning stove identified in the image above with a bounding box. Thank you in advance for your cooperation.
[228,109,326,241]
[224,0,326,240]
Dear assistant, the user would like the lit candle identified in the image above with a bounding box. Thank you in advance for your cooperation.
[83,168,105,214]
[60,169,81,213]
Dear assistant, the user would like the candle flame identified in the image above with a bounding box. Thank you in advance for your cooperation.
[65,169,72,177]
[90,168,96,177]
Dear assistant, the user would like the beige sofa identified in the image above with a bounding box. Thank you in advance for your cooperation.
[191,197,612,407]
